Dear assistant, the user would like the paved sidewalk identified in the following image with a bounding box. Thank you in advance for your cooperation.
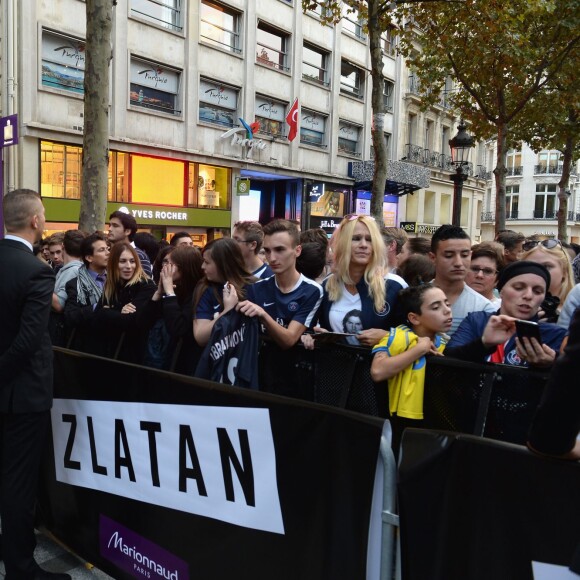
[0,528,113,580]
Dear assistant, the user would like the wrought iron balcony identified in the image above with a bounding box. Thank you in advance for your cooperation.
[404,143,424,163]
[534,164,563,175]
[407,76,421,95]
[481,210,580,222]
[533,209,557,219]
[440,153,454,171]
[506,166,523,176]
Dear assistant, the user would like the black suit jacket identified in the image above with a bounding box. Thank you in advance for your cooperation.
[0,238,56,413]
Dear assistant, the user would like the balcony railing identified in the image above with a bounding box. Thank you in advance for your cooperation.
[480,211,580,222]
[476,166,492,180]
[533,209,557,219]
[408,76,421,95]
[403,143,464,173]
[506,166,523,176]
[534,164,563,175]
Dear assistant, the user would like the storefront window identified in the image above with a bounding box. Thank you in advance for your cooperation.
[41,141,80,199]
[107,152,130,203]
[131,155,185,205]
[309,185,346,218]
[188,163,231,209]
[41,141,230,211]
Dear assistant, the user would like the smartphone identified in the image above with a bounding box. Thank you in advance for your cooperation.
[515,319,542,343]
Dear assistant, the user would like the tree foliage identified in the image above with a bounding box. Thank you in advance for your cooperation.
[510,56,580,240]
[302,0,398,227]
[395,0,580,234]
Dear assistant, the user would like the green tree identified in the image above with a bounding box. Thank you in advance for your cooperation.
[303,0,399,227]
[396,0,579,235]
[510,65,580,241]
[79,0,114,233]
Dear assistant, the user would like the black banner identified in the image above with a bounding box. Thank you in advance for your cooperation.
[40,348,386,580]
[398,429,580,580]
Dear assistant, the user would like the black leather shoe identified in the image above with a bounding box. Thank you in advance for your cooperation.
[33,571,72,580]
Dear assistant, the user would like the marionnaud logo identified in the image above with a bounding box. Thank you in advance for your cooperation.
[100,514,188,580]
[220,117,267,159]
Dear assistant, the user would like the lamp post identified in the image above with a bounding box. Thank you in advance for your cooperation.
[449,120,474,227]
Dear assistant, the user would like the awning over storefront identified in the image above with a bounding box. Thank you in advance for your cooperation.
[348,160,430,196]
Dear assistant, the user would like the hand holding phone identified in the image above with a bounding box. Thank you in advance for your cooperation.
[515,319,542,343]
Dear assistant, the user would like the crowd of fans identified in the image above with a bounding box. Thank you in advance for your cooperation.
[37,210,580,413]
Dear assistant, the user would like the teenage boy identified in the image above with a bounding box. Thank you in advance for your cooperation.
[63,232,110,352]
[48,232,64,272]
[237,219,322,396]
[107,210,152,277]
[430,224,495,336]
[52,230,86,313]
[233,220,273,279]
[371,284,452,421]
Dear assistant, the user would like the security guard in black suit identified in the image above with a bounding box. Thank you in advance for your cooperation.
[0,189,70,580]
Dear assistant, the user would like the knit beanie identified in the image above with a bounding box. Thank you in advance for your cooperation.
[496,260,551,293]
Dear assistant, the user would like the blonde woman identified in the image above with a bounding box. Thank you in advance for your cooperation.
[93,241,156,362]
[309,214,407,347]
[521,239,575,321]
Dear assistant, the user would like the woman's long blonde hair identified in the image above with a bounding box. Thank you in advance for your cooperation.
[326,215,387,312]
[521,242,575,304]
[102,242,148,305]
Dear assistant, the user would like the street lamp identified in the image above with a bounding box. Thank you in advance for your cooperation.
[449,120,474,226]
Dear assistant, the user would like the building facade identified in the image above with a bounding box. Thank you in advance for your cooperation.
[1,0,437,239]
[480,142,580,242]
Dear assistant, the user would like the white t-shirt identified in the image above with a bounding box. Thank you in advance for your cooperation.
[449,283,497,336]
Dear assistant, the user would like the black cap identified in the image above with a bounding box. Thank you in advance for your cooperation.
[496,260,551,293]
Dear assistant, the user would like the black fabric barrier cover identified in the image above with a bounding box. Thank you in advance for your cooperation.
[39,348,386,580]
[398,429,580,580]
[306,342,549,445]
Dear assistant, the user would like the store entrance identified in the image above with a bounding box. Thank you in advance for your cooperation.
[240,170,302,225]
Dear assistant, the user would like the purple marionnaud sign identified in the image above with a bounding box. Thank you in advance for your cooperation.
[0,114,18,148]
[99,514,189,580]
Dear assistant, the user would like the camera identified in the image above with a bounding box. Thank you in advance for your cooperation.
[540,294,560,322]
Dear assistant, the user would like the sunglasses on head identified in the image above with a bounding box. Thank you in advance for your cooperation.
[343,214,375,222]
[522,239,562,252]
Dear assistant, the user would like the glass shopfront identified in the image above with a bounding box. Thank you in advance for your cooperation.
[40,140,232,238]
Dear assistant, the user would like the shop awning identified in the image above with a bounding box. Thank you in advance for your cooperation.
[348,160,430,196]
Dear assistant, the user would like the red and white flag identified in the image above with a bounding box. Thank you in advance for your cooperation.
[286,98,299,142]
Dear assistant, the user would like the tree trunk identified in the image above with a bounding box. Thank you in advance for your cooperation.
[368,0,387,228]
[493,123,508,235]
[557,110,576,242]
[79,0,113,233]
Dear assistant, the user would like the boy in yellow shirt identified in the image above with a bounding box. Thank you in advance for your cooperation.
[371,284,452,420]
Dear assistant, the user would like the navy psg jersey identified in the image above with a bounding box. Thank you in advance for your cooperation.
[252,263,274,280]
[195,310,260,389]
[246,274,323,331]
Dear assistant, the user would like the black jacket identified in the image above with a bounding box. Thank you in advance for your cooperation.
[92,279,156,363]
[0,239,55,412]
[141,293,201,375]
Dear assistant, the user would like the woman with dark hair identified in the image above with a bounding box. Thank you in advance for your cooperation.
[92,241,156,362]
[397,254,436,287]
[193,238,255,347]
[143,245,204,373]
[396,237,431,268]
[152,245,174,284]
